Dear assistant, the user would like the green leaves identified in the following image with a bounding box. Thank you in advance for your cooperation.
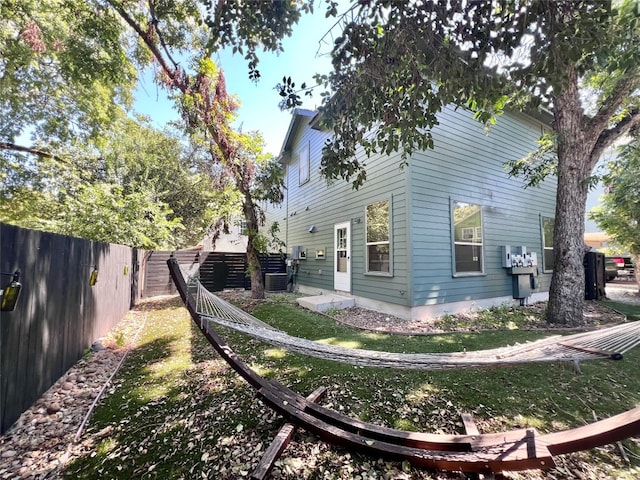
[0,115,226,249]
[276,75,304,109]
[0,0,136,145]
[506,132,558,187]
[203,0,304,78]
[58,183,182,249]
[314,0,640,188]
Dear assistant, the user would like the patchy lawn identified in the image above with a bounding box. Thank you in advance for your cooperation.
[63,296,640,479]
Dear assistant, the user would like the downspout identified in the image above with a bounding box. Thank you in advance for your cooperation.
[405,160,414,317]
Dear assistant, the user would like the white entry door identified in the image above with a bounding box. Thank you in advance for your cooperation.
[334,222,351,292]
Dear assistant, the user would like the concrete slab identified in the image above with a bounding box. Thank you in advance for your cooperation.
[297,294,355,313]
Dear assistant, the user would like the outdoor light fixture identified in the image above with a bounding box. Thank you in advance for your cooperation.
[82,263,99,286]
[1,270,22,312]
[308,225,316,233]
[89,267,99,286]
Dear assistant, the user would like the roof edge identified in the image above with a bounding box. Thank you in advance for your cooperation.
[278,108,317,161]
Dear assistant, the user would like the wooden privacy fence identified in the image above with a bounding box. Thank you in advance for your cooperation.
[0,223,142,434]
[143,250,286,297]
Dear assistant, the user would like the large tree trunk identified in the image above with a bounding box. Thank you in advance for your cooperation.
[546,148,590,325]
[246,237,265,299]
[546,70,595,325]
[243,197,265,299]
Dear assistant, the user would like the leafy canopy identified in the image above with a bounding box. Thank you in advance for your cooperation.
[0,0,137,147]
[1,0,308,252]
[302,0,640,188]
[0,113,230,249]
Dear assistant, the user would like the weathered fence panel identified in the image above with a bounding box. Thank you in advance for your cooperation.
[143,251,286,296]
[0,223,142,434]
[143,250,200,297]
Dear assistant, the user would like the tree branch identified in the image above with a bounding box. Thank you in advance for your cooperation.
[108,1,238,165]
[0,141,67,163]
[590,108,640,169]
[214,0,225,33]
[106,0,175,81]
[587,73,640,138]
[147,0,180,71]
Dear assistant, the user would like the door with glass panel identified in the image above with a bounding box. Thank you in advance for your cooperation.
[334,222,351,292]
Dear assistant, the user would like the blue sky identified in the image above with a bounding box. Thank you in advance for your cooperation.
[133,7,339,156]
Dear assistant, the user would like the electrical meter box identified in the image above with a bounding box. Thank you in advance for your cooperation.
[502,245,538,269]
[290,246,306,260]
[502,245,539,301]
[512,274,534,299]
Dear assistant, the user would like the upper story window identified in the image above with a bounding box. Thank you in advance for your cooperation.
[452,201,484,275]
[541,216,554,272]
[366,199,391,274]
[298,143,310,185]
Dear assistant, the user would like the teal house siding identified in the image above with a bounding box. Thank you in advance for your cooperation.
[407,107,556,316]
[276,107,556,320]
[279,110,411,309]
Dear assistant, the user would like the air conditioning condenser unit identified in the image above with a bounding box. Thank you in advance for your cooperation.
[265,273,288,292]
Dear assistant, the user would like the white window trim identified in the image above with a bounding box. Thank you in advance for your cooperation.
[451,200,485,277]
[461,227,475,240]
[364,198,393,276]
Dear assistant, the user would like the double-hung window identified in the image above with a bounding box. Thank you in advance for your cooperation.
[298,143,310,185]
[541,216,554,272]
[365,200,391,274]
[452,201,484,274]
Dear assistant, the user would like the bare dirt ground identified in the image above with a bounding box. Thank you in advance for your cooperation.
[330,299,627,334]
[1,289,637,479]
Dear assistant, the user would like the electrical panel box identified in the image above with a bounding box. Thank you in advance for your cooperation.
[512,274,534,299]
[503,245,540,301]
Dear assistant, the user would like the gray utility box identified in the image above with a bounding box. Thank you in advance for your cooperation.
[509,265,539,300]
[512,271,535,299]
